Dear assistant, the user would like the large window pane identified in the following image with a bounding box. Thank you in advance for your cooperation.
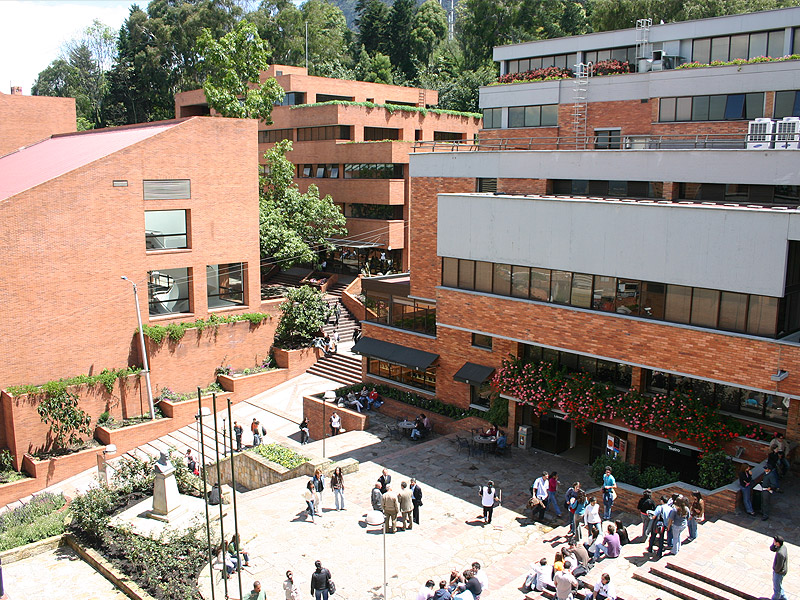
[719,291,748,331]
[592,276,616,311]
[493,264,512,296]
[145,210,188,249]
[676,97,692,121]
[458,260,475,290]
[768,30,785,58]
[730,34,749,60]
[207,262,244,308]
[692,38,711,63]
[745,93,764,119]
[749,32,768,58]
[660,97,676,122]
[508,107,525,128]
[691,288,720,328]
[148,267,191,315]
[641,282,665,319]
[531,268,551,301]
[710,36,730,61]
[512,266,530,298]
[775,91,797,118]
[541,105,558,126]
[475,261,493,293]
[616,279,641,315]
[725,94,745,120]
[365,294,389,324]
[747,295,779,336]
[665,284,692,323]
[442,258,458,287]
[571,273,593,308]
[709,95,727,120]
[578,355,597,376]
[551,271,572,304]
[692,95,710,121]
[525,106,541,127]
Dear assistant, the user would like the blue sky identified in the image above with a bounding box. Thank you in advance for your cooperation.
[0,1,138,94]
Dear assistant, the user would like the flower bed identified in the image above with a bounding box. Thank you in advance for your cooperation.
[0,492,66,551]
[249,443,308,469]
[493,60,630,85]
[154,383,222,404]
[493,357,757,452]
[678,54,800,70]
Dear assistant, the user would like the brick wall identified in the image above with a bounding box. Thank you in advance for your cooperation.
[0,92,76,156]
[588,481,739,516]
[302,395,369,441]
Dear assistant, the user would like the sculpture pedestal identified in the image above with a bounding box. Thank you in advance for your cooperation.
[147,471,184,522]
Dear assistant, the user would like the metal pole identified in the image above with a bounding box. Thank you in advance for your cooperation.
[227,399,243,600]
[223,417,227,457]
[382,525,387,600]
[305,22,308,69]
[212,393,229,600]
[197,388,216,600]
[322,396,326,459]
[124,278,155,419]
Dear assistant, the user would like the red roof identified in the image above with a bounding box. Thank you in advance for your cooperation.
[0,121,181,202]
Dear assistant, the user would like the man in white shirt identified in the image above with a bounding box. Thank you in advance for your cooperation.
[472,562,488,594]
[531,472,549,521]
[553,561,577,600]
[591,573,615,600]
[417,580,436,600]
[524,558,554,592]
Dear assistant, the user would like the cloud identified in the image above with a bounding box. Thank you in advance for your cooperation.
[0,1,136,94]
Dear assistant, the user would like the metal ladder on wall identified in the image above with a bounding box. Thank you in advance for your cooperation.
[635,18,653,68]
[572,62,591,149]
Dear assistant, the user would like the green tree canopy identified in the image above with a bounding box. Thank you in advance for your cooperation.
[411,0,449,69]
[274,286,331,349]
[260,139,347,267]
[355,0,390,56]
[197,20,285,123]
[356,49,394,84]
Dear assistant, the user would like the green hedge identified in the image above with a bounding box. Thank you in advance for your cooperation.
[589,455,679,489]
[332,383,487,420]
[248,443,308,469]
[7,367,141,397]
[142,312,270,344]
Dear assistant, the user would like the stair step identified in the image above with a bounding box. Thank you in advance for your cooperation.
[633,571,702,600]
[666,563,759,600]
[648,567,744,600]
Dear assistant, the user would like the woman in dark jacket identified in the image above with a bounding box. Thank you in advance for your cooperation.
[637,489,656,538]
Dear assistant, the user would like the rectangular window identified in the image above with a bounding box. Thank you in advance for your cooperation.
[692,95,710,121]
[693,38,711,63]
[729,34,749,60]
[570,273,593,308]
[207,262,245,308]
[725,94,745,120]
[530,268,551,301]
[365,294,389,324]
[710,36,730,61]
[143,179,190,200]
[442,258,458,287]
[145,210,188,250]
[595,129,621,149]
[483,108,501,129]
[750,31,768,58]
[640,281,665,319]
[676,97,692,121]
[665,284,692,324]
[470,381,492,409]
[433,131,464,141]
[690,288,720,328]
[659,97,676,122]
[709,95,727,121]
[475,261,493,293]
[258,128,294,143]
[297,125,352,141]
[719,291,748,332]
[551,271,572,304]
[511,266,530,298]
[493,264,512,296]
[747,295,779,336]
[148,267,191,315]
[458,259,475,290]
[592,276,616,312]
[472,333,493,349]
[477,178,498,193]
[508,107,525,128]
[525,105,541,127]
[343,163,403,179]
[541,105,558,126]
[275,92,306,106]
[745,93,764,119]
[768,30,785,58]
[368,358,435,392]
[364,127,401,141]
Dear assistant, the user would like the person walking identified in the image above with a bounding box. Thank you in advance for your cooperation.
[334,303,341,327]
[330,412,341,436]
[331,466,345,511]
[234,421,244,452]
[602,466,616,521]
[398,481,414,529]
[304,480,320,522]
[248,580,266,600]
[284,571,300,600]
[637,489,656,539]
[411,478,423,524]
[739,464,756,516]
[547,471,563,518]
[382,484,400,533]
[371,482,384,511]
[300,416,310,445]
[771,535,788,600]
[531,472,549,522]
[310,560,333,600]
[479,480,499,525]
[687,491,704,541]
[762,464,780,521]
[251,418,261,447]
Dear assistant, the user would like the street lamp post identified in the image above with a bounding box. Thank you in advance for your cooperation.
[365,510,388,600]
[121,276,155,420]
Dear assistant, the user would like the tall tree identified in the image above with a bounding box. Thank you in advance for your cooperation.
[302,0,351,74]
[260,140,347,267]
[410,0,449,69]
[387,0,417,80]
[197,20,284,123]
[356,49,394,84]
[355,0,390,56]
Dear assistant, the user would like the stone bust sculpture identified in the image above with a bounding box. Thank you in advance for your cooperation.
[154,451,175,475]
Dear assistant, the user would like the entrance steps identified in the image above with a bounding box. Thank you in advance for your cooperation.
[632,562,758,600]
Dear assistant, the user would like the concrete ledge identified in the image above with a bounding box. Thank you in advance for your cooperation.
[0,533,65,565]
[586,478,739,516]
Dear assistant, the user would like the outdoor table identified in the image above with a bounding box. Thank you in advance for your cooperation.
[398,421,416,437]
[473,435,497,444]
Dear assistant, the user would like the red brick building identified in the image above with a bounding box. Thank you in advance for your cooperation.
[357,8,800,480]
[175,65,482,273]
[0,86,76,157]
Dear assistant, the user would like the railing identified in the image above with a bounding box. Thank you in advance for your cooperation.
[412,132,796,152]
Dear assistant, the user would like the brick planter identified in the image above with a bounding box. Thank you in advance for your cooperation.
[586,479,739,516]
[273,347,321,377]
[301,271,338,293]
[0,476,42,508]
[95,417,173,451]
[375,395,492,435]
[158,392,233,423]
[22,446,104,486]
[728,435,772,463]
[341,277,366,321]
[302,395,369,441]
[217,369,289,399]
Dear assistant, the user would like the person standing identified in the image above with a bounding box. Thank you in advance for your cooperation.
[398,481,414,529]
[637,489,656,539]
[382,484,400,533]
[331,466,345,511]
[304,480,320,522]
[771,535,788,600]
[553,561,577,600]
[310,560,333,600]
[648,495,671,558]
[249,580,267,600]
[353,326,362,344]
[371,482,384,511]
[479,480,499,525]
[251,419,261,447]
[284,571,299,600]
[330,412,341,436]
[667,498,689,555]
[687,491,704,541]
[532,472,549,522]
[411,478,423,524]
[547,471,563,518]
[739,464,756,516]
[378,469,392,493]
[762,464,780,521]
[571,490,588,543]
[584,497,602,539]
[602,466,616,521]
[300,417,310,445]
[565,482,581,535]
[334,303,341,327]
[234,421,244,452]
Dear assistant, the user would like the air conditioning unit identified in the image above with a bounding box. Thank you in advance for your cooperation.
[747,118,774,149]
[775,117,800,150]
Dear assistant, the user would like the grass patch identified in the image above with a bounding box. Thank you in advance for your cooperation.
[248,443,308,469]
[0,492,66,551]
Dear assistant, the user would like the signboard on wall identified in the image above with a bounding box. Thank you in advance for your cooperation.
[606,434,628,461]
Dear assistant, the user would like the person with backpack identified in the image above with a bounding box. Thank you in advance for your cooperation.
[479,480,499,524]
[647,495,671,558]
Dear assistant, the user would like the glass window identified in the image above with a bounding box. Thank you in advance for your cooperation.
[475,261,493,293]
[148,267,191,316]
[745,93,764,119]
[691,288,720,328]
[525,105,541,127]
[775,91,798,118]
[472,333,493,349]
[316,165,326,178]
[417,301,436,335]
[530,268,551,301]
[665,284,692,323]
[725,94,745,120]
[709,95,727,121]
[585,51,597,64]
[571,180,589,195]
[749,31,768,58]
[747,295,779,336]
[551,271,572,304]
[207,262,244,308]
[597,49,611,62]
[710,36,730,62]
[660,97,676,122]
[391,301,408,329]
[493,264,512,296]
[508,60,519,73]
[471,381,492,408]
[592,276,616,311]
[365,294,389,324]
[554,54,567,69]
[541,105,558,126]
[529,57,541,70]
[608,181,627,197]
[508,107,525,128]
[570,273,593,308]
[795,28,800,55]
[768,30,785,58]
[458,260,475,290]
[578,355,597,375]
[693,38,711,63]
[613,279,639,315]
[718,291,748,332]
[641,281,665,319]
[512,266,530,298]
[595,130,621,149]
[483,108,501,129]
[676,97,692,121]
[730,34,749,60]
[442,258,458,287]
[692,95,709,121]
[145,210,188,250]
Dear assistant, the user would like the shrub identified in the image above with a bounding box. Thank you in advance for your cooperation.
[484,395,509,427]
[143,312,270,344]
[68,486,116,544]
[249,443,308,469]
[0,492,65,534]
[698,450,736,490]
[36,390,92,449]
[274,286,330,349]
[589,455,642,487]
[639,465,680,489]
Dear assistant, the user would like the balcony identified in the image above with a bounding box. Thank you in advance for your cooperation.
[345,217,405,249]
[296,178,406,205]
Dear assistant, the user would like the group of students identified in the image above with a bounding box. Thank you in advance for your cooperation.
[524,548,617,600]
[336,386,381,413]
[302,467,347,522]
[417,561,489,600]
[639,490,704,558]
[215,534,251,578]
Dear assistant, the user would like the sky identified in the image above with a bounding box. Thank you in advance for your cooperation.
[0,0,139,95]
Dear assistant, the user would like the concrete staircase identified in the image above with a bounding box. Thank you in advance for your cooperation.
[306,352,362,386]
[633,561,757,600]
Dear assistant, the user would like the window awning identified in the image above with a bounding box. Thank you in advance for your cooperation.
[352,337,438,371]
[453,362,495,385]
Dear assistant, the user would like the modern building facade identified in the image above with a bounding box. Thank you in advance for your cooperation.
[175,65,482,273]
[0,86,76,157]
[357,8,800,480]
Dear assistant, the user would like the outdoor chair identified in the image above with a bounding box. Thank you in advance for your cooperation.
[455,435,471,456]
[386,424,402,441]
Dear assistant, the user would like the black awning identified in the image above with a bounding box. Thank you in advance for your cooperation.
[453,362,495,385]
[351,337,438,371]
